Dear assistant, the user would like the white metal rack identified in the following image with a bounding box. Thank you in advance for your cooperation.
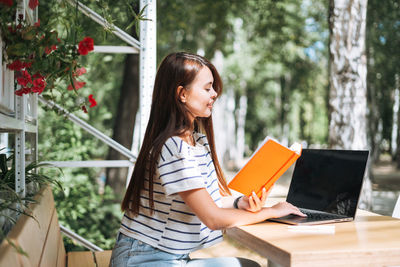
[0,0,39,198]
[0,0,156,250]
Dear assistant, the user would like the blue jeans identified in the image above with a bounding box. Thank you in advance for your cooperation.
[109,232,261,267]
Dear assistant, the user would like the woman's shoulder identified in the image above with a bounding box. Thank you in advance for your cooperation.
[160,133,208,160]
[161,136,184,157]
[161,135,198,158]
[193,132,208,145]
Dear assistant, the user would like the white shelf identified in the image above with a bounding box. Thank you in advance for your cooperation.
[0,113,37,133]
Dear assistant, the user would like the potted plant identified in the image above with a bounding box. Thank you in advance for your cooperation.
[0,148,63,243]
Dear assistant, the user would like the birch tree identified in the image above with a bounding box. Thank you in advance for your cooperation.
[328,0,371,208]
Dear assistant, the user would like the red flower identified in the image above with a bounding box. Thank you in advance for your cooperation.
[34,19,40,27]
[8,61,32,71]
[32,73,43,79]
[88,94,97,108]
[44,45,57,55]
[44,47,51,55]
[8,26,15,33]
[28,0,38,10]
[43,45,57,55]
[31,77,46,94]
[7,60,24,71]
[67,80,86,90]
[15,89,24,96]
[78,37,94,55]
[81,105,88,113]
[0,0,12,7]
[15,87,31,96]
[74,67,87,77]
[22,62,32,69]
[16,70,32,87]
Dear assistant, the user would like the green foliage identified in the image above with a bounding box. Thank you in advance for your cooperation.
[37,0,127,123]
[38,94,121,251]
[0,147,63,249]
[37,54,125,163]
[156,0,329,151]
[52,172,122,251]
[0,0,98,110]
[366,0,400,155]
[37,0,132,252]
[126,3,152,37]
[0,148,63,195]
[157,0,234,61]
[224,0,329,150]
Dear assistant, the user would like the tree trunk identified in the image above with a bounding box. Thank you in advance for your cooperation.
[214,89,236,170]
[235,94,247,167]
[105,53,139,197]
[280,75,291,146]
[391,86,399,159]
[328,0,371,208]
[366,43,381,163]
[367,81,383,163]
[397,108,400,169]
[395,75,400,169]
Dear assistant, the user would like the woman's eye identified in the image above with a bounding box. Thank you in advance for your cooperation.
[205,88,211,91]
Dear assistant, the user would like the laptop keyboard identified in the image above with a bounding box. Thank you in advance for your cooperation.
[299,209,345,220]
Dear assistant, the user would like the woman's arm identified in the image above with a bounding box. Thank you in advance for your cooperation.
[179,188,305,230]
[221,188,269,212]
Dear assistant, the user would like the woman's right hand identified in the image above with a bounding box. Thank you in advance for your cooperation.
[269,202,306,218]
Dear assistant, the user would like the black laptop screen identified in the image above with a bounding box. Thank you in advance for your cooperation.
[286,149,369,217]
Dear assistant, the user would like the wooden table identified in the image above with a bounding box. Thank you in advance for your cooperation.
[226,200,400,267]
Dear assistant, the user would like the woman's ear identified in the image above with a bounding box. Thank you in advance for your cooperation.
[177,86,186,103]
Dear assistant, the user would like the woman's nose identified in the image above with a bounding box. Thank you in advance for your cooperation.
[211,88,217,98]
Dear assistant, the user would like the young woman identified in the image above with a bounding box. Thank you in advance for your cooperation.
[110,52,305,267]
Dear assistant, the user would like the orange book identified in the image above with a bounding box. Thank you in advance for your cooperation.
[228,137,302,198]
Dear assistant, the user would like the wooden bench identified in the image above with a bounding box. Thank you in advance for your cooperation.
[0,186,112,267]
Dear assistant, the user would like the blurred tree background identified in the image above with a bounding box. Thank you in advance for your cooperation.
[36,0,399,250]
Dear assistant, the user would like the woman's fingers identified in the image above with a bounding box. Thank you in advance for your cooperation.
[271,202,307,218]
[261,188,267,204]
[243,188,271,212]
[248,196,255,211]
[252,191,261,208]
[286,202,306,217]
[292,206,307,217]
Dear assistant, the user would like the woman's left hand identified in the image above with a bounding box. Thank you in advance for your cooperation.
[238,187,269,212]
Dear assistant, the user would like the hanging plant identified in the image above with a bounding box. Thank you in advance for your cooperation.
[0,0,97,113]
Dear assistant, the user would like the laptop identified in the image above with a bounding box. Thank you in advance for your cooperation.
[269,149,369,225]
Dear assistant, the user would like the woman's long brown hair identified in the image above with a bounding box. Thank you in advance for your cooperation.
[121,52,231,215]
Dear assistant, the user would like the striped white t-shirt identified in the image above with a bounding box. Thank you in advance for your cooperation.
[119,132,223,254]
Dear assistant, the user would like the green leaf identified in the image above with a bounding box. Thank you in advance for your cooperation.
[0,154,8,177]
[135,22,140,38]
[138,4,148,17]
[21,26,37,40]
[125,20,136,31]
[6,238,28,257]
[6,43,26,56]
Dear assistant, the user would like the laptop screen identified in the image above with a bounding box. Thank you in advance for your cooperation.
[286,149,369,217]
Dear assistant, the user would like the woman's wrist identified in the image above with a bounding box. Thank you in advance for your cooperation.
[233,196,242,209]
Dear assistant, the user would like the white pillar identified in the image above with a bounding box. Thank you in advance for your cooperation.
[127,0,156,186]
[15,93,26,198]
[139,0,156,146]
